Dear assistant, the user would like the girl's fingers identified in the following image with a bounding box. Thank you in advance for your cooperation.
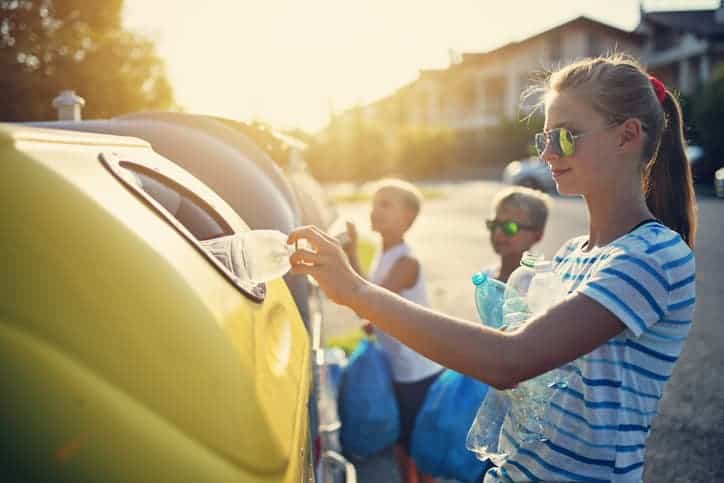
[289,261,321,276]
[289,248,324,267]
[287,225,335,252]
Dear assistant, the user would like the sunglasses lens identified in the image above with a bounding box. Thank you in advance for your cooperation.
[502,221,519,236]
[560,128,575,156]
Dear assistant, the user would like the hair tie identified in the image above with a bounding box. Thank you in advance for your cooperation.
[649,76,666,104]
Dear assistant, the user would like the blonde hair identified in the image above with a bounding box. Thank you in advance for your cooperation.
[373,178,423,218]
[529,53,696,247]
[493,186,552,230]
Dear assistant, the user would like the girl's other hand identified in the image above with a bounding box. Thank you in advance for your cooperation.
[288,225,366,307]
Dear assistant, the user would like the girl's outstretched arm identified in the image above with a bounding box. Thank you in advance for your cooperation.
[288,225,625,389]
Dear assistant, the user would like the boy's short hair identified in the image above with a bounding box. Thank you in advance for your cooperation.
[373,178,423,218]
[493,186,552,230]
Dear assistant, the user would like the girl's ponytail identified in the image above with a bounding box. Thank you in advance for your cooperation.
[643,90,697,248]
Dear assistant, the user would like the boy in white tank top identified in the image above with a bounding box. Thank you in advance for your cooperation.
[342,178,441,483]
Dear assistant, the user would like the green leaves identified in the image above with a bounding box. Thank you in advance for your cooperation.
[0,0,174,121]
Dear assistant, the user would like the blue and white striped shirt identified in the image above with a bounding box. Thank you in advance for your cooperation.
[485,221,695,482]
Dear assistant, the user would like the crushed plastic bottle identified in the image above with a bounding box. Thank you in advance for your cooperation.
[465,382,511,466]
[239,229,295,283]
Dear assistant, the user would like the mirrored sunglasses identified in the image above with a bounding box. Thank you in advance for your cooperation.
[534,127,579,157]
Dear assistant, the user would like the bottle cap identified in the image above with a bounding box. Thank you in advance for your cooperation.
[472,271,488,286]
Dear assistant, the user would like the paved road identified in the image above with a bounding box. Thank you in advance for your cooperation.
[323,181,723,483]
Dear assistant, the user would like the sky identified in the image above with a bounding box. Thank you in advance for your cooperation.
[123,0,718,132]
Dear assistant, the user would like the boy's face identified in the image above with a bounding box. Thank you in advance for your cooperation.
[370,188,415,237]
[489,203,542,257]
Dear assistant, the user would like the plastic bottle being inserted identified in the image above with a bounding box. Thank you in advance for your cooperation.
[239,229,313,283]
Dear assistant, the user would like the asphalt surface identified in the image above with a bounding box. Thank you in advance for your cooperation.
[322,180,723,483]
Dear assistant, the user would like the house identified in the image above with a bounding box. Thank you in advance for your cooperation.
[352,16,642,131]
[337,3,724,133]
[637,2,724,95]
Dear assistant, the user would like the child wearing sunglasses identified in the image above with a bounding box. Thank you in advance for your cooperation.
[485,187,552,283]
[289,54,696,482]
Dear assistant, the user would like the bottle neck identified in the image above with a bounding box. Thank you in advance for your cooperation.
[520,251,544,269]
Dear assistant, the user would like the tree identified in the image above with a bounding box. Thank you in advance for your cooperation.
[691,64,724,164]
[0,0,174,121]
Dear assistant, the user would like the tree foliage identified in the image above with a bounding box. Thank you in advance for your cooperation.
[0,0,174,121]
[691,64,724,164]
[304,112,543,181]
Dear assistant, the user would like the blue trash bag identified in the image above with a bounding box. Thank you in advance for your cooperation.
[338,338,400,459]
[410,369,491,482]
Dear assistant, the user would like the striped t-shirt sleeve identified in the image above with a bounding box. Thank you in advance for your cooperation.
[576,249,670,337]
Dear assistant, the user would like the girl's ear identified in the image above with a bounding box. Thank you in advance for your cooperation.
[619,118,643,150]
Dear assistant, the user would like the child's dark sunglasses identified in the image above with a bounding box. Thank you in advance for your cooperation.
[485,219,537,237]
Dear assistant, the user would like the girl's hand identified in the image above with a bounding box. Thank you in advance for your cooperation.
[288,225,366,307]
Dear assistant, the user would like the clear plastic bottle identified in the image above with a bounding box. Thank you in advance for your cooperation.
[467,271,510,464]
[467,252,570,462]
[239,229,294,283]
[501,251,541,330]
[504,253,570,445]
[472,271,506,329]
[465,386,511,466]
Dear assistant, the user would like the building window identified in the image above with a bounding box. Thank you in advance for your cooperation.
[484,77,505,116]
[549,33,562,62]
[588,32,601,56]
[653,25,676,52]
[518,72,540,113]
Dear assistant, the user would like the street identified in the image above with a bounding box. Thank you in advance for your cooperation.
[323,180,724,483]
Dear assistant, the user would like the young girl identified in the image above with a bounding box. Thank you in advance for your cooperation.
[289,54,696,482]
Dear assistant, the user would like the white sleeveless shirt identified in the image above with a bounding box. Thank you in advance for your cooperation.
[370,242,443,383]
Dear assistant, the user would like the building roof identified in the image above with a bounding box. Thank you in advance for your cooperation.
[641,9,724,39]
[461,15,643,65]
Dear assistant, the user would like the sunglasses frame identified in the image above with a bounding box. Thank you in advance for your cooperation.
[485,219,538,237]
[534,127,583,157]
[534,122,621,158]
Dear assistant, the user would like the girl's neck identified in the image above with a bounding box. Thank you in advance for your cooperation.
[583,180,653,250]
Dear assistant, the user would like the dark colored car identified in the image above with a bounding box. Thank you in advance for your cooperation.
[687,144,722,184]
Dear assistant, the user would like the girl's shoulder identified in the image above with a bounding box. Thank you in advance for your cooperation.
[554,235,588,261]
[609,221,693,266]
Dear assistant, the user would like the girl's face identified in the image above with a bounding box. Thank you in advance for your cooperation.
[542,90,621,196]
[489,203,542,257]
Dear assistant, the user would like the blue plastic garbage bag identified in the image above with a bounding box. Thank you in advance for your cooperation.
[338,338,399,459]
[411,369,491,482]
